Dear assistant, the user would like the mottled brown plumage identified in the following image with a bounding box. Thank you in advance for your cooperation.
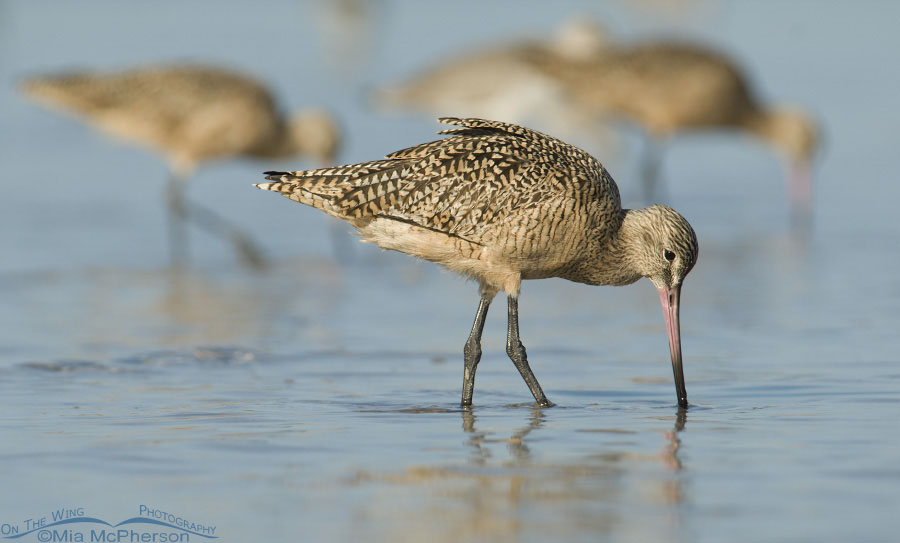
[257,118,699,407]
[22,64,341,267]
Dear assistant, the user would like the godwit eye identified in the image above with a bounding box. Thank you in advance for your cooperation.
[664,250,676,262]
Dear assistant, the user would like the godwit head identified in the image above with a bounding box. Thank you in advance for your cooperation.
[287,109,342,165]
[549,18,610,61]
[747,107,820,211]
[618,205,699,407]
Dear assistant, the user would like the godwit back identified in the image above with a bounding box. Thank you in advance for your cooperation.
[257,118,699,408]
[374,19,611,146]
[22,64,341,267]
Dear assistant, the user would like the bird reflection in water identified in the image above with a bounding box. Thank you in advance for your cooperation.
[348,407,688,541]
[461,405,548,464]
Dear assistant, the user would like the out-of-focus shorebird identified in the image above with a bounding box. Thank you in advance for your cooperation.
[22,64,341,268]
[527,41,820,211]
[257,118,699,408]
[374,20,612,146]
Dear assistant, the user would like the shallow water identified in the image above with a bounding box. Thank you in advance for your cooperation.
[2,1,900,542]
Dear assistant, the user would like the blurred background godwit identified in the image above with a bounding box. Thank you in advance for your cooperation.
[22,64,341,268]
[524,39,820,214]
[373,18,610,142]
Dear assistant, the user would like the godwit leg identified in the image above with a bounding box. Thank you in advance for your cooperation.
[461,295,492,407]
[165,172,189,268]
[788,161,813,232]
[506,296,553,407]
[640,138,665,202]
[184,200,266,269]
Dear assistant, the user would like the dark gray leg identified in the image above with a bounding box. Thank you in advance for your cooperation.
[461,296,491,407]
[640,138,665,203]
[186,200,266,269]
[165,169,266,270]
[166,172,189,269]
[506,296,552,407]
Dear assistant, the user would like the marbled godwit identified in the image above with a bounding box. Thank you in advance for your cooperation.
[22,65,341,267]
[256,118,699,407]
[374,20,611,145]
[526,42,820,209]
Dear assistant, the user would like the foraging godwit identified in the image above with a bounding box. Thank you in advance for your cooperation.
[527,42,820,209]
[256,118,698,407]
[374,20,611,146]
[22,64,341,267]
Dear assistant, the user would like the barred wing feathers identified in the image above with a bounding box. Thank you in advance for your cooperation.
[256,117,616,243]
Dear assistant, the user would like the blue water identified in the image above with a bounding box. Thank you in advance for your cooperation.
[2,1,900,542]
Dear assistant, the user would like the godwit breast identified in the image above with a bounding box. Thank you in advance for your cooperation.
[22,64,341,267]
[528,42,820,210]
[256,118,699,408]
